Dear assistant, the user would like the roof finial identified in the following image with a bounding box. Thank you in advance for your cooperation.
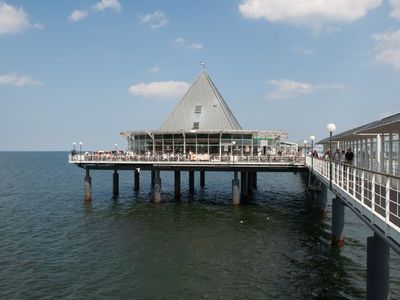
[200,61,206,70]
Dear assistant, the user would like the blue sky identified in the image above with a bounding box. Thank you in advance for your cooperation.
[1,0,399,150]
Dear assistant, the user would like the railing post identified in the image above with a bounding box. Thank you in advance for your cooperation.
[371,174,376,215]
[353,168,356,197]
[361,170,365,205]
[385,177,391,232]
[340,163,344,188]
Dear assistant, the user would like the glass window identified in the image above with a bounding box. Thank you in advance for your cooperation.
[195,105,202,113]
[193,122,199,129]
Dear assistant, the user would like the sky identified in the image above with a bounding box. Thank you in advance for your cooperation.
[1,0,399,151]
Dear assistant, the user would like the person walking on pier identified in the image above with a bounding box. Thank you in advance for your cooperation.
[345,148,354,165]
[334,149,341,163]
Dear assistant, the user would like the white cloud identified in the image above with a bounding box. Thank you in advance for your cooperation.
[172,37,203,50]
[0,73,43,87]
[390,0,400,19]
[69,0,121,22]
[266,79,343,100]
[372,29,400,69]
[293,47,314,55]
[239,0,382,28]
[68,10,89,22]
[0,2,42,35]
[140,11,169,29]
[148,66,162,74]
[92,0,121,12]
[128,81,190,99]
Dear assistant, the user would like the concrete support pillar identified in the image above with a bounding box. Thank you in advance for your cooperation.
[189,171,195,194]
[174,170,181,199]
[200,171,205,188]
[240,171,248,198]
[367,233,390,300]
[247,172,254,195]
[331,197,345,246]
[134,169,140,191]
[232,171,240,205]
[153,170,162,203]
[252,172,257,189]
[317,184,328,215]
[151,170,155,187]
[84,168,92,201]
[113,170,119,196]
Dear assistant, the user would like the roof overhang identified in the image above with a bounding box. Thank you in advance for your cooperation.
[120,129,288,138]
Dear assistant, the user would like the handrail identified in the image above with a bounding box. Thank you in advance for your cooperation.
[306,155,400,239]
[306,155,400,180]
[68,153,305,164]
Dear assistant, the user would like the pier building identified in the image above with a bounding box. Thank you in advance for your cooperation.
[120,71,289,158]
[318,113,400,176]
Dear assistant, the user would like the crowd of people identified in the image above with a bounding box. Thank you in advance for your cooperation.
[313,148,354,165]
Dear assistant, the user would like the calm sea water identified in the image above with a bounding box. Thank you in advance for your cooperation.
[0,152,399,299]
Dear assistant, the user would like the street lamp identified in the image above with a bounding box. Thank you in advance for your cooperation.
[79,142,82,162]
[72,142,76,160]
[303,140,307,160]
[326,123,336,190]
[309,135,316,186]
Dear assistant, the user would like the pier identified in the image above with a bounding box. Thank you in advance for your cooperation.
[69,70,400,299]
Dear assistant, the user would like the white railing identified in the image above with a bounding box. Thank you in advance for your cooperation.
[69,153,305,165]
[306,156,400,236]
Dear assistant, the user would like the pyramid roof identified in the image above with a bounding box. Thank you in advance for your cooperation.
[160,71,242,131]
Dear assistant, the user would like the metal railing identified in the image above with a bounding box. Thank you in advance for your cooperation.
[306,156,400,235]
[69,153,305,165]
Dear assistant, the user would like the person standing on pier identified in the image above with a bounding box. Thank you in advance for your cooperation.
[334,149,341,163]
[345,148,354,165]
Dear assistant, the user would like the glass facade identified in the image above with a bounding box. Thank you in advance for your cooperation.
[126,131,288,158]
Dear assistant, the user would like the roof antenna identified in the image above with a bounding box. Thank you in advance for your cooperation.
[200,61,206,71]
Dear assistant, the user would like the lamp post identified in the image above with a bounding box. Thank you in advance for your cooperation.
[79,142,82,162]
[72,142,76,160]
[303,140,307,161]
[326,123,337,190]
[309,135,316,186]
[115,144,118,160]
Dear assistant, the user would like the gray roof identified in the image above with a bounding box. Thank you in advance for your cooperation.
[160,71,242,131]
[317,112,400,144]
[355,113,400,134]
[317,124,375,144]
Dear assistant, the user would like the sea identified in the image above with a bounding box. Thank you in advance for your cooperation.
[0,152,399,299]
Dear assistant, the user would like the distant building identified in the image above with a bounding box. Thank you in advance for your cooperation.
[120,71,289,158]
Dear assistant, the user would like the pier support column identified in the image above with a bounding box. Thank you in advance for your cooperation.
[189,171,195,194]
[232,171,240,205]
[84,168,92,201]
[153,170,162,203]
[134,169,140,191]
[252,172,257,189]
[113,170,119,196]
[248,172,254,195]
[200,171,205,188]
[151,170,155,187]
[174,170,181,199]
[241,171,248,199]
[331,197,345,246]
[367,233,390,300]
[317,184,328,215]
